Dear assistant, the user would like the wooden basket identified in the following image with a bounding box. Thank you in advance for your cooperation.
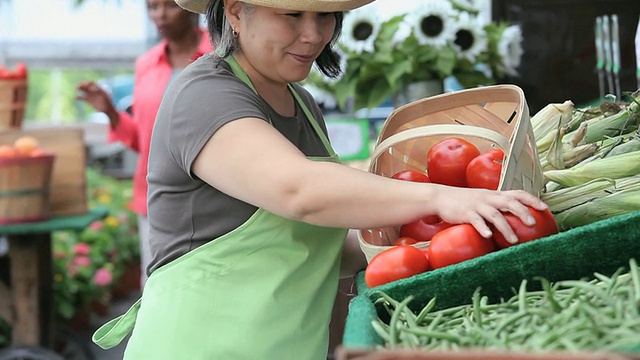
[0,154,55,225]
[358,85,544,262]
[0,79,28,130]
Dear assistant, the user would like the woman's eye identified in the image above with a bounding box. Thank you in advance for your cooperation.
[286,12,302,17]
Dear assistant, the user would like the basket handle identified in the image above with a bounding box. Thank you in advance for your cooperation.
[370,124,510,172]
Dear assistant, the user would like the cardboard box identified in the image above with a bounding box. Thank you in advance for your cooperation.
[0,127,87,217]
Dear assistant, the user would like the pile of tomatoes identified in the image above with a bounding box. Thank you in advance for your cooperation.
[0,62,28,80]
[364,137,558,288]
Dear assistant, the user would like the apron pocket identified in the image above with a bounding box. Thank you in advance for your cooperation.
[92,298,142,349]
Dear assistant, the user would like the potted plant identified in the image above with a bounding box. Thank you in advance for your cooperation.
[52,166,141,325]
[304,0,524,111]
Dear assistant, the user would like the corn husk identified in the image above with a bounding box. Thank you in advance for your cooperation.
[553,185,640,230]
[543,151,640,187]
[531,100,574,142]
[541,176,640,213]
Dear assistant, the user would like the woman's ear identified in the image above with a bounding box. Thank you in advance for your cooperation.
[224,0,242,30]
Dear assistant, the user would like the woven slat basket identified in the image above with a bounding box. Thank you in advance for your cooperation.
[0,154,55,225]
[0,79,28,130]
[358,84,544,262]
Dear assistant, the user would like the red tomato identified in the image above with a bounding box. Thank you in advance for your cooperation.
[427,224,496,269]
[399,216,453,242]
[466,148,504,190]
[391,169,431,183]
[491,206,559,249]
[391,236,418,246]
[420,248,432,271]
[427,137,481,187]
[0,66,11,79]
[13,62,28,79]
[365,245,430,288]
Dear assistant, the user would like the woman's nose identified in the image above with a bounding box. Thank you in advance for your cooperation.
[299,18,324,44]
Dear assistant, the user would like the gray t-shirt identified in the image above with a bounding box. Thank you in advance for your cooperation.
[146,53,330,273]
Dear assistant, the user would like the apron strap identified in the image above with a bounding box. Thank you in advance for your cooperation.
[225,56,338,158]
[92,298,142,349]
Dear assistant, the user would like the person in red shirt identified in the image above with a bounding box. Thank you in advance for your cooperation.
[76,0,213,287]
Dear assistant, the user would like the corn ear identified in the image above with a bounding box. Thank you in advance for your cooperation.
[578,100,639,144]
[541,122,597,171]
[543,151,640,187]
[541,143,599,171]
[553,186,640,230]
[541,178,617,213]
[604,135,640,158]
[531,100,574,142]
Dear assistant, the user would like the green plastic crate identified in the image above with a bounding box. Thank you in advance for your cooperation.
[343,210,640,351]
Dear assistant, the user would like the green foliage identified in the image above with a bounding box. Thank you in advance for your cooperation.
[305,4,521,111]
[52,166,140,320]
[23,68,133,124]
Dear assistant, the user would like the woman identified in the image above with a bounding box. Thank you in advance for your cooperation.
[92,0,548,358]
[76,0,212,287]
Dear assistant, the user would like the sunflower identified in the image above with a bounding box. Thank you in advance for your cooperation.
[451,12,488,62]
[498,25,524,77]
[408,0,457,48]
[341,6,380,54]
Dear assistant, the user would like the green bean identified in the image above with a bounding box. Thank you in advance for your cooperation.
[415,296,437,324]
[630,258,640,301]
[402,327,462,343]
[374,258,640,352]
[424,311,443,332]
[388,295,415,346]
[370,319,392,343]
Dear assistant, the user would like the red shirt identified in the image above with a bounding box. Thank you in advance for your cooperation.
[109,28,212,215]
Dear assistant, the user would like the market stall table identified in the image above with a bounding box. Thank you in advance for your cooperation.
[0,207,108,348]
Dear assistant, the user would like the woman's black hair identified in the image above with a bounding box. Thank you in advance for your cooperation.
[205,0,344,79]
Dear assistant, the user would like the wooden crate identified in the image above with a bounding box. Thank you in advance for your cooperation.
[0,79,27,130]
[0,127,87,217]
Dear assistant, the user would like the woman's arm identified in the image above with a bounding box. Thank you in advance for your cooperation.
[192,117,547,243]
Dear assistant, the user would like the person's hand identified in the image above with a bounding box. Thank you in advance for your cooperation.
[431,186,548,245]
[76,81,117,117]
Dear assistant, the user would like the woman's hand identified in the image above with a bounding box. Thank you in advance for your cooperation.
[76,81,119,126]
[431,186,548,244]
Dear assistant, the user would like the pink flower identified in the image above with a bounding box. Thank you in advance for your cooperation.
[73,255,91,267]
[67,263,78,277]
[93,268,113,287]
[89,221,104,231]
[72,242,90,256]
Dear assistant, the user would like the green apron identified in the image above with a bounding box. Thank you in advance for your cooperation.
[92,57,348,359]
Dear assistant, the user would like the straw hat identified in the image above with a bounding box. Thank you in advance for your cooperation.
[175,0,375,14]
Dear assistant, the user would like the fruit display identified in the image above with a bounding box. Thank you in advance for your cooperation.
[0,62,28,80]
[364,91,640,288]
[0,136,51,159]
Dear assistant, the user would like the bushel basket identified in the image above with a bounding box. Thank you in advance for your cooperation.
[0,79,28,130]
[0,154,55,225]
[358,84,544,262]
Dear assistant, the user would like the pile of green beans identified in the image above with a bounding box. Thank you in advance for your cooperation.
[371,258,640,353]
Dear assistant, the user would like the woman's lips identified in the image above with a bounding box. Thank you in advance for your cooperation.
[291,53,315,64]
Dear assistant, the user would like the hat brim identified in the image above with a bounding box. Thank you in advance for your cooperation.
[176,0,375,14]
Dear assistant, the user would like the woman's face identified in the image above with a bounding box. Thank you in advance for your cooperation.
[232,4,337,84]
[146,0,196,40]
